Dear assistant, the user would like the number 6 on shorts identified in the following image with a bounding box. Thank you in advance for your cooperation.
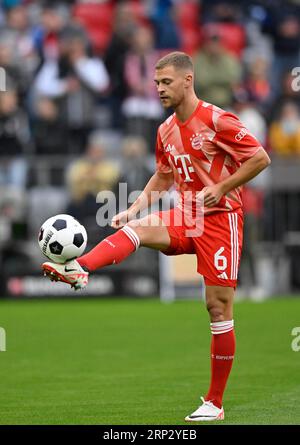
[214,247,227,271]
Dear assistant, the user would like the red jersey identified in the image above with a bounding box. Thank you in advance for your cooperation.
[156,100,263,216]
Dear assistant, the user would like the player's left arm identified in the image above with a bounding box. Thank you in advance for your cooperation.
[203,148,270,207]
[203,112,271,208]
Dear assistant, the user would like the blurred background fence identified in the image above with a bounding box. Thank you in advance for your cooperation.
[0,0,299,299]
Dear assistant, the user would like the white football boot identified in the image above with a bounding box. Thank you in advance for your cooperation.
[42,260,89,290]
[185,397,224,422]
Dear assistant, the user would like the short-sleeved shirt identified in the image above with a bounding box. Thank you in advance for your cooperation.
[156,100,263,216]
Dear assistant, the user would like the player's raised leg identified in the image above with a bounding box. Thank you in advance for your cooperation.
[185,285,235,421]
[42,214,171,289]
[78,214,170,270]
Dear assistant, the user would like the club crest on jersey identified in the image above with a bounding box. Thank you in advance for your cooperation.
[235,128,247,141]
[190,132,205,150]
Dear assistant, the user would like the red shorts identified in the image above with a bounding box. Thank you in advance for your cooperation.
[157,207,244,288]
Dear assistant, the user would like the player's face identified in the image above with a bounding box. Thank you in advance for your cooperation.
[154,66,189,109]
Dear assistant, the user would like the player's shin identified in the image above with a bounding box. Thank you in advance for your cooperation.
[77,226,140,271]
[205,320,235,409]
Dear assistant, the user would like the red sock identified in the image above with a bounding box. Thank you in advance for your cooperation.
[78,226,140,271]
[205,320,235,409]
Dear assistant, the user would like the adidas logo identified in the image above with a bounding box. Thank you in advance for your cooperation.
[165,143,175,153]
[217,272,228,279]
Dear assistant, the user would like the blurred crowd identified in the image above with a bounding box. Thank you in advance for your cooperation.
[0,0,299,290]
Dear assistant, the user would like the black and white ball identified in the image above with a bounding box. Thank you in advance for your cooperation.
[38,214,87,264]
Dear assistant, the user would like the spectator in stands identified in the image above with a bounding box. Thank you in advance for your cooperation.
[193,32,242,108]
[33,34,110,154]
[32,97,67,156]
[32,2,87,62]
[263,12,300,95]
[269,101,300,157]
[150,0,180,50]
[104,2,137,129]
[0,90,29,189]
[201,1,246,59]
[202,0,241,24]
[171,0,200,54]
[0,4,38,84]
[0,37,27,100]
[270,71,300,122]
[0,87,28,279]
[122,25,164,152]
[65,131,119,242]
[120,135,152,196]
[231,88,267,145]
[243,57,272,113]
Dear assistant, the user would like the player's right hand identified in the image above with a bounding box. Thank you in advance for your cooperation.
[111,209,136,229]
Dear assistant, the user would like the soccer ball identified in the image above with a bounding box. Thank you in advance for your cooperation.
[38,214,87,264]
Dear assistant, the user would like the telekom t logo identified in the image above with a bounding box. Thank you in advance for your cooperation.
[173,154,194,183]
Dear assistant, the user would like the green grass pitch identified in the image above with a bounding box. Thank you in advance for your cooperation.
[0,296,299,425]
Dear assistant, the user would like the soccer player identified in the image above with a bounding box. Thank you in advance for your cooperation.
[42,52,270,421]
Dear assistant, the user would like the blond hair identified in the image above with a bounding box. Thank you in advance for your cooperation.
[155,51,194,72]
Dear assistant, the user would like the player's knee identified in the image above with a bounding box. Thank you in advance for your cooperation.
[206,302,225,322]
[206,287,232,321]
[206,295,221,317]
[126,220,147,243]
